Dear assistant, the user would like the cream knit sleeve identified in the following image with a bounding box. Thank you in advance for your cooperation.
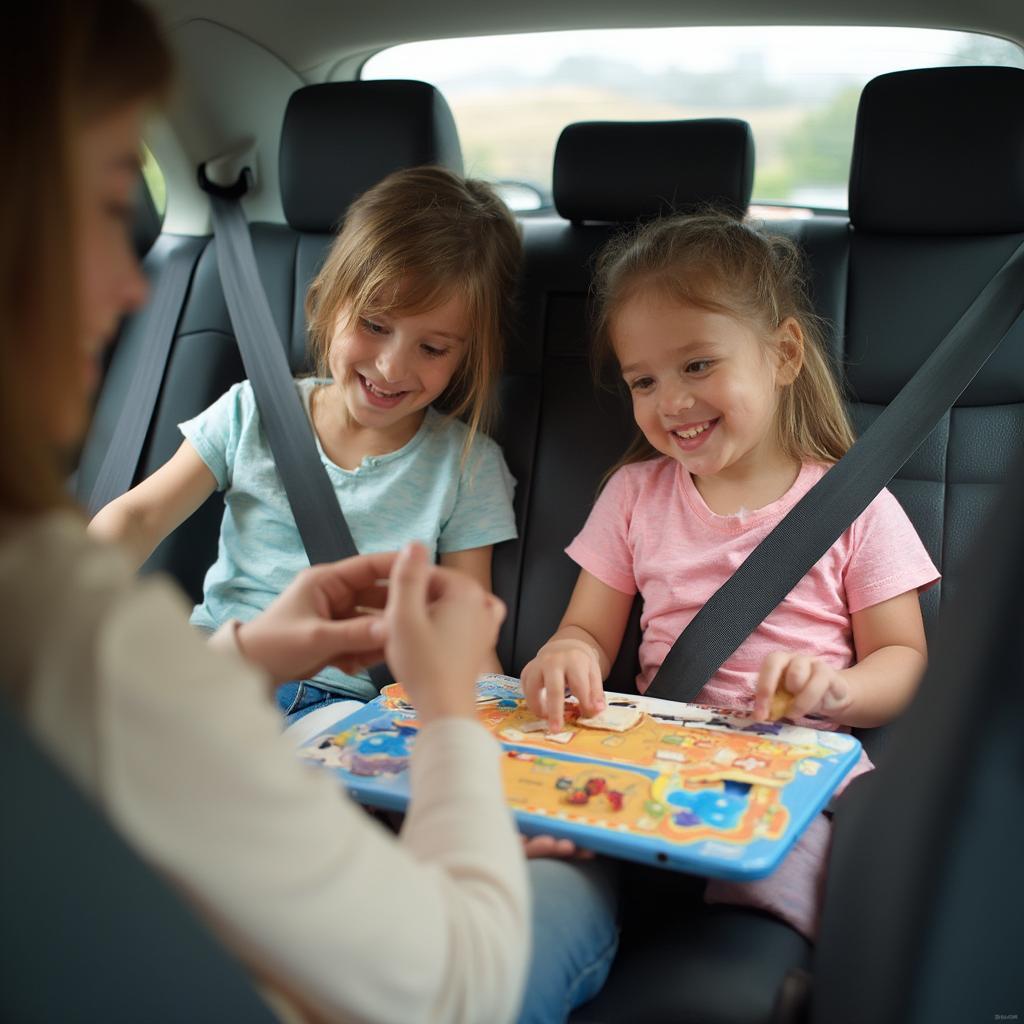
[4,515,529,1024]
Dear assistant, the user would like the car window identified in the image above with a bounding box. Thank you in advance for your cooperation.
[141,143,166,218]
[363,27,1024,215]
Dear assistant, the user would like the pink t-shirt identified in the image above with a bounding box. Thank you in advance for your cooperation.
[566,459,940,712]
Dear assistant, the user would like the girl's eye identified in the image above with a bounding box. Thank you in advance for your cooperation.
[628,377,654,392]
[360,318,388,336]
[686,360,713,374]
[421,344,449,359]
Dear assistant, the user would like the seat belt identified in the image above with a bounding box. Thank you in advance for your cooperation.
[199,167,393,691]
[646,237,1024,703]
[80,235,206,516]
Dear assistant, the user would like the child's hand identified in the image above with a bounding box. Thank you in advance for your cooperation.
[522,834,595,861]
[520,638,606,731]
[753,651,853,722]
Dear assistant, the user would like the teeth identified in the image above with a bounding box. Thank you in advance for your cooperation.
[674,421,711,439]
[363,376,402,398]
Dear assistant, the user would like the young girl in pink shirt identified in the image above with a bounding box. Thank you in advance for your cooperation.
[522,212,939,942]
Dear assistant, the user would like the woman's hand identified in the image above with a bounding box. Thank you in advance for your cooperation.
[382,542,506,723]
[234,551,398,684]
[753,650,853,722]
[520,638,606,732]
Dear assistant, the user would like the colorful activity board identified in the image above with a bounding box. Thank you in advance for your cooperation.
[299,675,861,881]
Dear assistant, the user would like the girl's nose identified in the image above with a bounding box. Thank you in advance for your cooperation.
[660,381,694,416]
[377,344,408,383]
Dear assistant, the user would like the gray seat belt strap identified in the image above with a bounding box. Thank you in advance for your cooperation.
[205,178,393,691]
[647,237,1024,703]
[207,192,359,562]
[82,235,206,516]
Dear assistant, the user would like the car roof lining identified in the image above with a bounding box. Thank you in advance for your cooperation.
[145,1,1024,236]
[149,0,1024,76]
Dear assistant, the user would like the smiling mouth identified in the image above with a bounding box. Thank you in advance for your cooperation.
[668,418,719,450]
[359,373,408,404]
[672,420,713,440]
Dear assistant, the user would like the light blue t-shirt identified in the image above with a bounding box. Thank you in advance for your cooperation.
[180,378,517,700]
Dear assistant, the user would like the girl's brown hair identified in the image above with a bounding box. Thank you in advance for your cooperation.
[592,211,855,477]
[0,2,173,515]
[305,166,522,455]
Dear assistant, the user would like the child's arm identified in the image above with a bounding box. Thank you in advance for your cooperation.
[439,545,503,675]
[88,441,218,571]
[521,569,635,731]
[753,590,928,728]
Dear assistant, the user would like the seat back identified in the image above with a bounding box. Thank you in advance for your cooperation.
[840,66,1024,625]
[0,698,277,1024]
[812,443,1024,1024]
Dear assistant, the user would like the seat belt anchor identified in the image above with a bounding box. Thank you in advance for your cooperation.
[197,144,257,200]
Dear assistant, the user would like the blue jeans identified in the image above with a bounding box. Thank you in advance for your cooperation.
[518,857,620,1024]
[276,680,351,721]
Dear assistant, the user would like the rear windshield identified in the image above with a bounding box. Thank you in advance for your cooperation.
[363,27,1024,214]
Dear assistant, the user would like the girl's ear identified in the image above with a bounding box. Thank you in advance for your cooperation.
[774,317,804,386]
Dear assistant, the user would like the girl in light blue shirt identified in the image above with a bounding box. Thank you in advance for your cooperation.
[91,166,521,715]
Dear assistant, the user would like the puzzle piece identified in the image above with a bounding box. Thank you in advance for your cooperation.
[544,730,575,744]
[516,717,550,733]
[577,705,642,732]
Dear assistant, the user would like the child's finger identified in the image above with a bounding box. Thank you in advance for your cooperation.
[524,665,551,722]
[588,661,606,716]
[782,655,814,696]
[520,662,543,717]
[572,663,604,718]
[754,651,788,720]
[522,835,576,859]
[544,668,566,732]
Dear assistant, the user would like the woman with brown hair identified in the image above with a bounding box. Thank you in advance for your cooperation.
[0,5,528,1022]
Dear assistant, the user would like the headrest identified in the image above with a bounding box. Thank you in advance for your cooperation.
[553,119,754,223]
[850,66,1024,235]
[279,80,464,233]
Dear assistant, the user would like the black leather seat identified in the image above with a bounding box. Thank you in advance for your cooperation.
[811,444,1024,1024]
[0,697,278,1023]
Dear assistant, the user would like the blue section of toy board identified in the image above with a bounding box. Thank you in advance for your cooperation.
[298,675,861,881]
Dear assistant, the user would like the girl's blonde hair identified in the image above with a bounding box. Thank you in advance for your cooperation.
[0,2,172,515]
[306,166,522,454]
[593,211,855,477]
